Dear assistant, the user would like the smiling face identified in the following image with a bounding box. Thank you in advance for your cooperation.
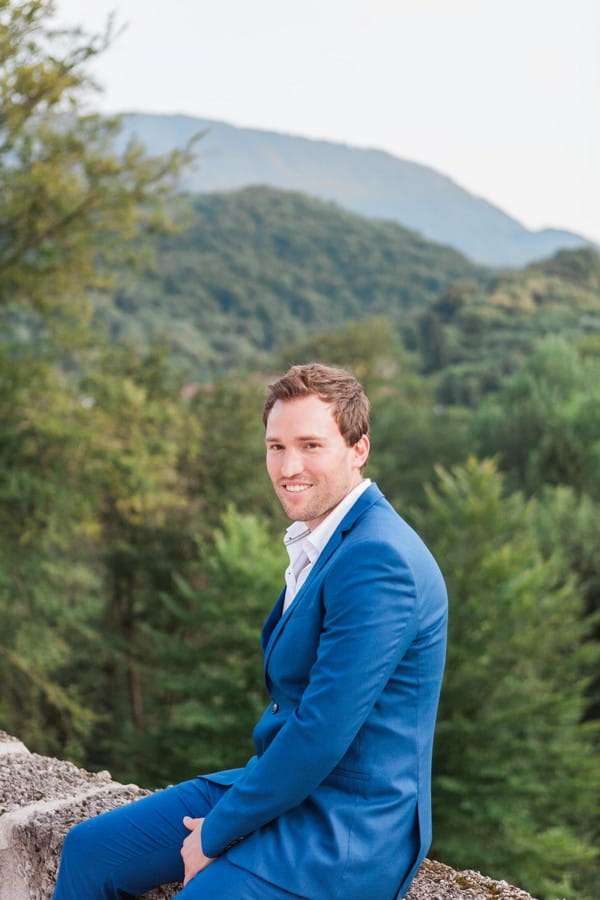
[265,394,370,529]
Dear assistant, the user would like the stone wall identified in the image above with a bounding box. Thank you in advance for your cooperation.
[0,732,536,899]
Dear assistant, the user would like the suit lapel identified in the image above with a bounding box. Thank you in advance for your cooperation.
[263,483,383,673]
[261,587,285,652]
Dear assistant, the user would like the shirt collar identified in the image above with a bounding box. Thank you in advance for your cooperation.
[283,479,371,565]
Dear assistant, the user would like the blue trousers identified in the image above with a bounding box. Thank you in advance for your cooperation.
[52,777,303,899]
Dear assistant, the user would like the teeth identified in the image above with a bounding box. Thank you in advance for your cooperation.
[285,484,310,492]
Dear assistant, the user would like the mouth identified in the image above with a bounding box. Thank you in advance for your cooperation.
[282,483,311,494]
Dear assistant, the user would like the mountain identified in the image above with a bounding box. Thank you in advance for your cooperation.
[95,186,599,393]
[95,186,482,377]
[115,113,590,267]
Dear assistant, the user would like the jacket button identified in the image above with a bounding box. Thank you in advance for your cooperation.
[271,702,279,713]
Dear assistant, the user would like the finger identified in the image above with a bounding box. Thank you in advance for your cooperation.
[183,816,200,830]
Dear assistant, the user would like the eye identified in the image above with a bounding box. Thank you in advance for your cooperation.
[267,443,283,452]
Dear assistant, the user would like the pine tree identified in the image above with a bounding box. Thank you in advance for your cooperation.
[0,0,194,758]
[415,458,599,899]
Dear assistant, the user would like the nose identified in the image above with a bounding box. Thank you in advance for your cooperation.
[280,447,303,478]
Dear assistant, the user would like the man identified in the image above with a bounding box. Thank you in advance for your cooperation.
[54,363,447,899]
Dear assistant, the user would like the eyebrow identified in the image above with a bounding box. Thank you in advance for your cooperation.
[265,434,326,443]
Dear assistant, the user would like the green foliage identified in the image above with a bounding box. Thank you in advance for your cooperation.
[0,341,101,758]
[278,315,405,385]
[155,507,285,782]
[99,506,285,787]
[430,248,600,405]
[0,0,194,325]
[533,486,600,721]
[416,459,599,899]
[83,181,600,398]
[185,374,280,530]
[472,336,600,498]
[93,186,482,378]
[531,245,600,288]
[0,0,195,759]
[62,343,204,779]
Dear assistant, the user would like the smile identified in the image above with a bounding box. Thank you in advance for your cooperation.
[284,484,311,493]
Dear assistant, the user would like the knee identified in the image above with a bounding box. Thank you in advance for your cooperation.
[54,818,108,897]
[60,816,100,862]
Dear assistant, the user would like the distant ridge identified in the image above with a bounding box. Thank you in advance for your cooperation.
[96,185,481,378]
[116,112,590,267]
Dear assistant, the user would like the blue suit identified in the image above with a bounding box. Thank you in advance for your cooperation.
[201,483,447,899]
[53,483,446,900]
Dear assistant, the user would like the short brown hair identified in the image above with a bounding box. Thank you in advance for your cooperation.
[262,363,370,446]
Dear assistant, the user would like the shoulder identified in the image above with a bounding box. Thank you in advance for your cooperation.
[338,489,445,586]
[344,489,423,551]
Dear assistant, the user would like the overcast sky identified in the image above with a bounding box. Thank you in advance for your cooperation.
[54,0,600,244]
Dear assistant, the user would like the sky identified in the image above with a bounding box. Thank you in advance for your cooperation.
[53,0,600,244]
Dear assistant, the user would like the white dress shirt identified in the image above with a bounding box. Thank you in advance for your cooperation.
[282,479,371,613]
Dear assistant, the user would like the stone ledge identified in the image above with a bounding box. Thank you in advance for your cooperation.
[406,859,535,900]
[0,733,536,899]
[0,752,115,815]
[0,734,29,758]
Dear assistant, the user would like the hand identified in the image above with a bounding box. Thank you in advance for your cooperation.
[181,816,214,885]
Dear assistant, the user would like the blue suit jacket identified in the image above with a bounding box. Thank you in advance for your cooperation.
[201,484,447,899]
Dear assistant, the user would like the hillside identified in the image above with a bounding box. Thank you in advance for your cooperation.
[115,112,590,267]
[94,186,600,394]
[419,245,600,404]
[95,186,483,378]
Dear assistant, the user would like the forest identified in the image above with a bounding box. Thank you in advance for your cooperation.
[1,3,599,898]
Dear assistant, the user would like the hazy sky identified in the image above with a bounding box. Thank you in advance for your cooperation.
[54,0,600,243]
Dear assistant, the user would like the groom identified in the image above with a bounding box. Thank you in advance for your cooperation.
[54,363,447,899]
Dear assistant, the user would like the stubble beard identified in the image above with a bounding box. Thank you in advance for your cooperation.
[276,483,343,527]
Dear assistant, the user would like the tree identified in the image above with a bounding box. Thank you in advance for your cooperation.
[414,458,599,899]
[64,343,203,777]
[0,338,200,764]
[472,335,600,732]
[533,486,600,721]
[0,340,102,759]
[417,310,449,373]
[0,0,195,760]
[472,336,600,498]
[0,0,194,324]
[115,506,286,787]
[187,374,279,530]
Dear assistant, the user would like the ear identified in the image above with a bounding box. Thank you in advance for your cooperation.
[351,434,370,469]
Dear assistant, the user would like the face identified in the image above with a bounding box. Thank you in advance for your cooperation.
[265,395,370,529]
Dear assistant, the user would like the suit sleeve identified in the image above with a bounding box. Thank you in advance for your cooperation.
[201,536,419,857]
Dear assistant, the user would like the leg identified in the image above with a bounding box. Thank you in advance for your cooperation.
[53,778,227,900]
[177,857,305,899]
